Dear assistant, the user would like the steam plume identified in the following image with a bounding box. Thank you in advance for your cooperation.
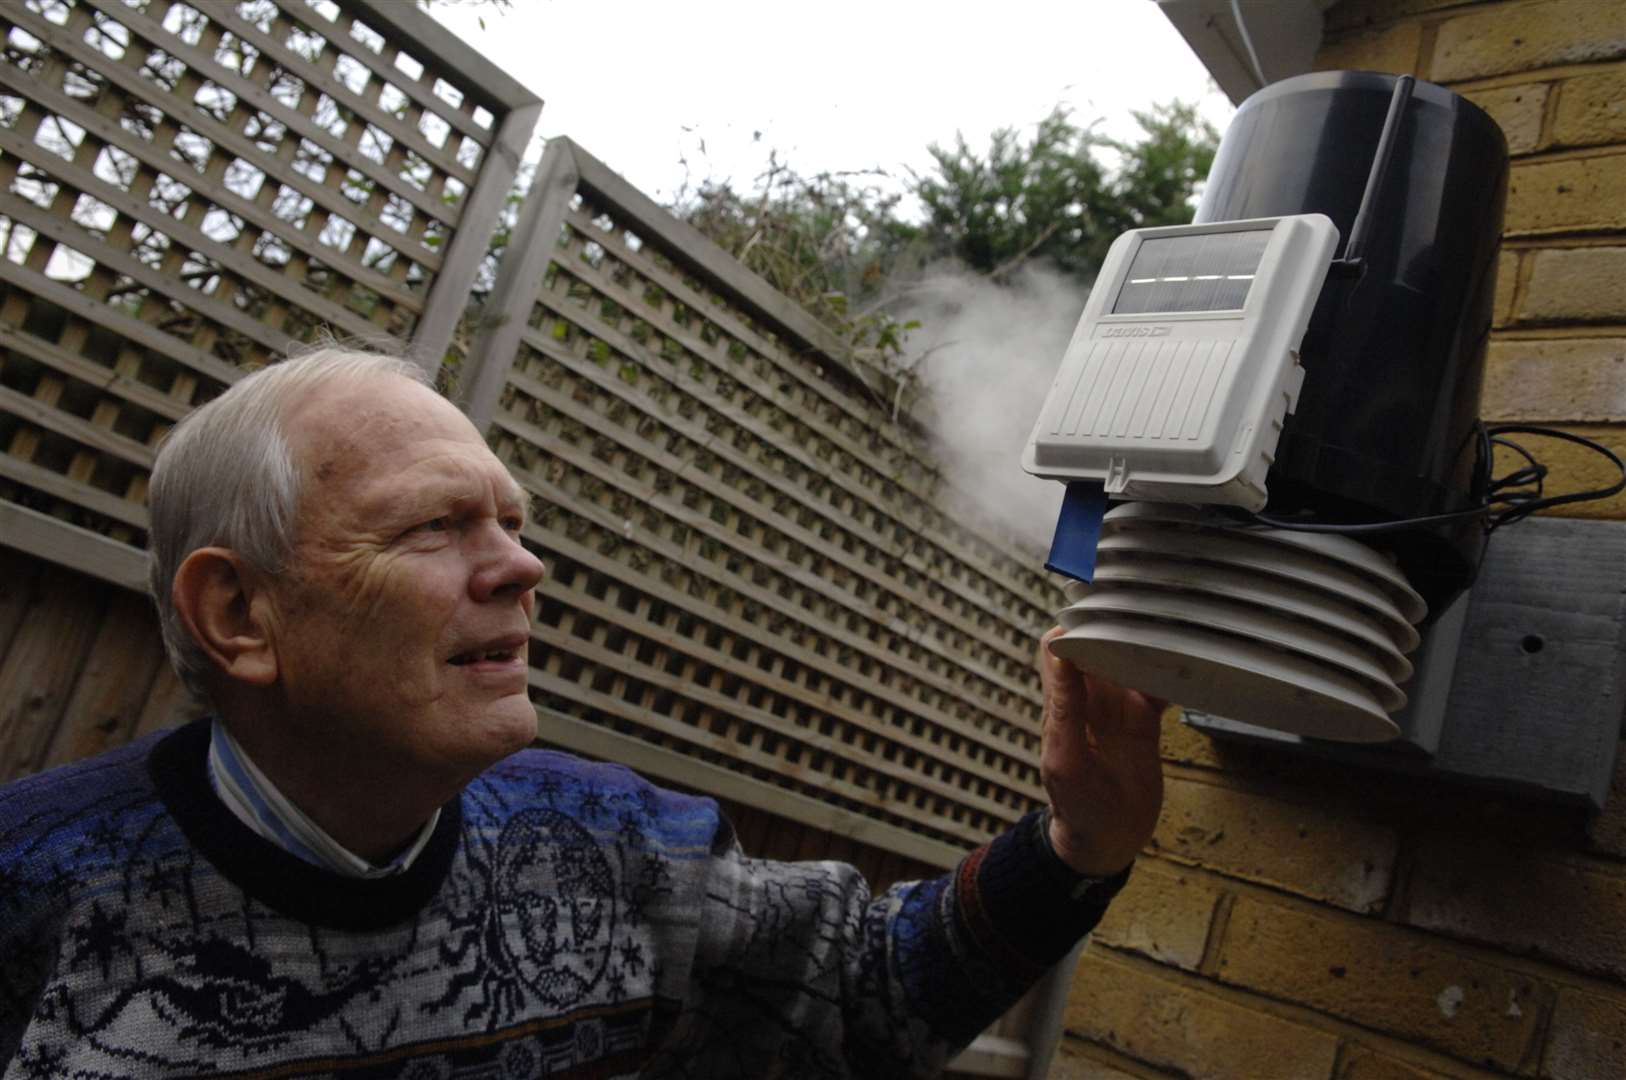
[900,265,1089,555]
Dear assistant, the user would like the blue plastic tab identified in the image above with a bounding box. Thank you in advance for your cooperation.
[1045,481,1108,583]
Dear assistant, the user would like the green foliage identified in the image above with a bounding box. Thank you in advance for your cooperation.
[1108,102,1223,234]
[675,155,926,372]
[914,108,1109,282]
[439,98,1218,391]
[672,101,1218,390]
[914,102,1218,283]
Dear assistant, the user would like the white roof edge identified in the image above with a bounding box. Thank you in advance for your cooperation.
[1155,0,1332,105]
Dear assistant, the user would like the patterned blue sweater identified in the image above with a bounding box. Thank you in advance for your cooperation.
[0,721,1124,1078]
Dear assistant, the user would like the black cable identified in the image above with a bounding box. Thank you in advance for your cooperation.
[1485,435,1546,521]
[1222,422,1623,537]
[1243,504,1493,534]
[1223,420,1493,535]
[1482,424,1626,528]
[1487,437,1545,495]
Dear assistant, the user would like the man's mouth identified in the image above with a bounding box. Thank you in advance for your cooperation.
[448,637,528,667]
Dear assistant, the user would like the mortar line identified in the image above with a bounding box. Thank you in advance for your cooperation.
[1443,59,1626,95]
[1492,323,1626,340]
[1506,142,1626,166]
[1328,1039,1353,1080]
[1413,14,1441,80]
[1501,235,1626,250]
[1196,890,1236,978]
[1052,1034,1184,1080]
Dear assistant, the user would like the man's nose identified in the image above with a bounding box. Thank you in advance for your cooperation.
[471,523,546,603]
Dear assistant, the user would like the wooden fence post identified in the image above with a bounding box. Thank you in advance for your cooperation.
[412,99,543,379]
[458,138,581,432]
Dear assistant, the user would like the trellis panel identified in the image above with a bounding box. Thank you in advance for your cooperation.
[0,0,538,564]
[0,9,1073,1074]
[469,138,1066,860]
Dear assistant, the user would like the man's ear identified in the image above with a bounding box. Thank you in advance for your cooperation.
[171,548,279,687]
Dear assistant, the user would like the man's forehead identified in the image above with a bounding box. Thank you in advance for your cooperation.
[284,374,523,505]
[290,375,454,445]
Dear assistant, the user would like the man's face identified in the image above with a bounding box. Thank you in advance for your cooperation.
[263,374,545,783]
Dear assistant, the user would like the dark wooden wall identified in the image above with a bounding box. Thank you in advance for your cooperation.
[0,544,197,782]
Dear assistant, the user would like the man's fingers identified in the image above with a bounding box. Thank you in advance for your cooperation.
[1070,673,1161,740]
[1037,624,1169,876]
[1037,626,1084,706]
[1037,625,1070,674]
[1118,684,1167,740]
[1039,627,1166,733]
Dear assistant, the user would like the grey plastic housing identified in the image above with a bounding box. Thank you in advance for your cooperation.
[1022,214,1339,510]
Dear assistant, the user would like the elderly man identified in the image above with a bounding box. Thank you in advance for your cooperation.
[0,348,1164,1078]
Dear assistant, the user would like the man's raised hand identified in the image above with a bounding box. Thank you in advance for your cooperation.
[1037,625,1167,878]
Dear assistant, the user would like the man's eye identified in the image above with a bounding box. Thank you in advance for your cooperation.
[501,515,524,533]
[419,517,451,533]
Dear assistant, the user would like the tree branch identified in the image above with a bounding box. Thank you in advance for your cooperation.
[987,220,1061,284]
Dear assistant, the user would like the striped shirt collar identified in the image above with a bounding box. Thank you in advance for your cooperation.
[205,719,440,879]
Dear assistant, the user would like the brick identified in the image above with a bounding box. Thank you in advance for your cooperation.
[1049,1039,1144,1080]
[1506,154,1626,236]
[1326,0,1465,34]
[1214,895,1551,1073]
[1493,250,1520,327]
[1403,832,1626,980]
[1516,248,1626,324]
[1317,21,1425,75]
[1338,1046,1454,1080]
[1091,858,1223,972]
[1481,337,1626,421]
[1552,70,1626,149]
[1431,0,1626,82]
[1463,83,1551,156]
[1153,776,1398,913]
[1543,988,1626,1080]
[1065,949,1341,1080]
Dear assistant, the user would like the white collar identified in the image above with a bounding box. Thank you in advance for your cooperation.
[205,719,440,879]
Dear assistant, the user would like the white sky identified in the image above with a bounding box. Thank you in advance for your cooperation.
[428,0,1236,210]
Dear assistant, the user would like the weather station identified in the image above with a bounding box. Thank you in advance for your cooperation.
[1025,71,1626,805]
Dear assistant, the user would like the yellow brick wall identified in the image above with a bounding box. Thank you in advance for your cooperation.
[1053,2,1626,1077]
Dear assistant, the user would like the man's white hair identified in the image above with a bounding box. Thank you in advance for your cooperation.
[147,347,431,699]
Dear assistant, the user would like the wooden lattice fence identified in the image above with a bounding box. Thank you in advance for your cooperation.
[462,137,1064,870]
[0,0,538,571]
[0,7,1076,1076]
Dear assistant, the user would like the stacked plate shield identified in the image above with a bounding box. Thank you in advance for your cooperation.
[1050,503,1428,742]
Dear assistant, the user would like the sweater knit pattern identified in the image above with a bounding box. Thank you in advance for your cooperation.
[0,723,1121,1079]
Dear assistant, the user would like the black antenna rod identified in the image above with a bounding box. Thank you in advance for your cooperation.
[1343,74,1415,266]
